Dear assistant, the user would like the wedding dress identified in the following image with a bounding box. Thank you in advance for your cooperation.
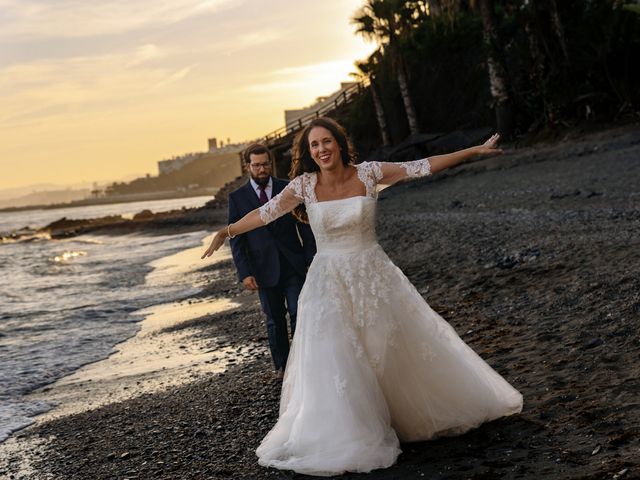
[255,160,523,476]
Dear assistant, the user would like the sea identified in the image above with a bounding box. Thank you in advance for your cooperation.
[0,196,216,443]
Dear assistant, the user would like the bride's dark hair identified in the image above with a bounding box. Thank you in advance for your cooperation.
[289,117,358,223]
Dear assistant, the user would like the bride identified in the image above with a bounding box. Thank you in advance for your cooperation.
[202,117,523,476]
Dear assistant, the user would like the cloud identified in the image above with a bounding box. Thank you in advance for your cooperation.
[126,44,164,67]
[240,59,365,113]
[0,46,195,128]
[234,29,283,49]
[246,59,358,95]
[0,0,244,38]
[152,65,195,90]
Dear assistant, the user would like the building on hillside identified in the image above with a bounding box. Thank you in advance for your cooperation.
[284,82,357,132]
[158,139,250,176]
[158,153,201,175]
[208,137,249,154]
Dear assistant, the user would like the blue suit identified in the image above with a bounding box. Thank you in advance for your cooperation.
[228,177,316,370]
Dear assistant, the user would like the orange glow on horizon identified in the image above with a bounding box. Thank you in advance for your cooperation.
[0,0,376,190]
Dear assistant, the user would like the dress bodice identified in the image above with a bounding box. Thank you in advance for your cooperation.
[307,197,377,254]
[257,159,433,240]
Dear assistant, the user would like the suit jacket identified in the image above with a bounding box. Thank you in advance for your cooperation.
[228,177,316,289]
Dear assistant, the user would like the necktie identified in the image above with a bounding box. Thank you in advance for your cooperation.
[258,185,268,205]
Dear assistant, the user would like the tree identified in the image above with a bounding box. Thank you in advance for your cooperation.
[353,0,421,136]
[546,0,569,62]
[473,0,514,138]
[354,50,392,145]
[415,0,513,136]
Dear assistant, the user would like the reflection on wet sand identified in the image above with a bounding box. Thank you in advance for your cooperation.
[29,296,259,422]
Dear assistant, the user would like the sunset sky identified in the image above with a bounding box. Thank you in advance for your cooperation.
[0,0,376,190]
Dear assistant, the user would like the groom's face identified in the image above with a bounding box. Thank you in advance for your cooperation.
[247,152,272,186]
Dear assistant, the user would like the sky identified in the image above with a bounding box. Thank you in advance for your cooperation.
[0,0,376,191]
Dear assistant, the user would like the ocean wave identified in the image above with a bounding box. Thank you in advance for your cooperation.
[52,250,87,263]
[0,229,208,444]
[0,232,51,245]
[0,400,56,444]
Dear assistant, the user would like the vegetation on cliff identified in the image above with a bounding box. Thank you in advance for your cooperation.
[344,0,639,153]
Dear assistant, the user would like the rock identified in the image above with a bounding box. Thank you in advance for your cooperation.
[585,338,604,349]
[133,209,154,220]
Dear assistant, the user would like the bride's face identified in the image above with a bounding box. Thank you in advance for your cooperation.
[308,126,341,171]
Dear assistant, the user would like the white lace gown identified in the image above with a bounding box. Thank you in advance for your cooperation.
[255,160,523,476]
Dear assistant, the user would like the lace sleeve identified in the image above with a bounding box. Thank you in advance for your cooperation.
[371,158,432,185]
[258,176,304,224]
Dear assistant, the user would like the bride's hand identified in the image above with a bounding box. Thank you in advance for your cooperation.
[476,133,503,155]
[201,229,227,259]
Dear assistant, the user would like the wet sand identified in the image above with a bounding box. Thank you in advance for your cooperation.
[1,124,639,479]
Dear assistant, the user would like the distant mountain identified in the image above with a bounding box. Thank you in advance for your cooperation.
[0,188,92,209]
[0,184,75,201]
[0,174,147,205]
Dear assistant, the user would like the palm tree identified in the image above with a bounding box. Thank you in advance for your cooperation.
[424,0,513,137]
[354,51,392,145]
[472,0,514,139]
[353,0,421,136]
[546,0,569,62]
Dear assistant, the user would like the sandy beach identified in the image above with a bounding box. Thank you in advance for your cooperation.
[1,124,639,480]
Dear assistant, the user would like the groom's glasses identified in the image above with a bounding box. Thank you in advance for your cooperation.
[250,162,272,171]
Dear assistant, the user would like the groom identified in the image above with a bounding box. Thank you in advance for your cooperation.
[228,143,316,380]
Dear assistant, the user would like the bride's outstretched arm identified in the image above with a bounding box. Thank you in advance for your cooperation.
[201,177,304,258]
[376,133,503,185]
[429,133,502,173]
[201,209,264,258]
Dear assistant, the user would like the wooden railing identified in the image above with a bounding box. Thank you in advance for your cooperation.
[262,78,370,144]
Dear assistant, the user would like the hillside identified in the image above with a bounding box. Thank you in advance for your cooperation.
[106,152,242,196]
[0,188,92,209]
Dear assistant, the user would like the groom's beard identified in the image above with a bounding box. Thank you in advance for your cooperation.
[251,172,270,187]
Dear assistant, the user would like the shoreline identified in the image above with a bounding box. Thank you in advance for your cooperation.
[0,205,227,242]
[0,239,267,474]
[0,189,219,214]
[1,175,247,244]
[27,243,250,424]
[1,124,639,479]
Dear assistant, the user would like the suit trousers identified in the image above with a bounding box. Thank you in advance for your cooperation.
[257,253,305,371]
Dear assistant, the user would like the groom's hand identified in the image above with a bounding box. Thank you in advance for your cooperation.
[242,276,259,290]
